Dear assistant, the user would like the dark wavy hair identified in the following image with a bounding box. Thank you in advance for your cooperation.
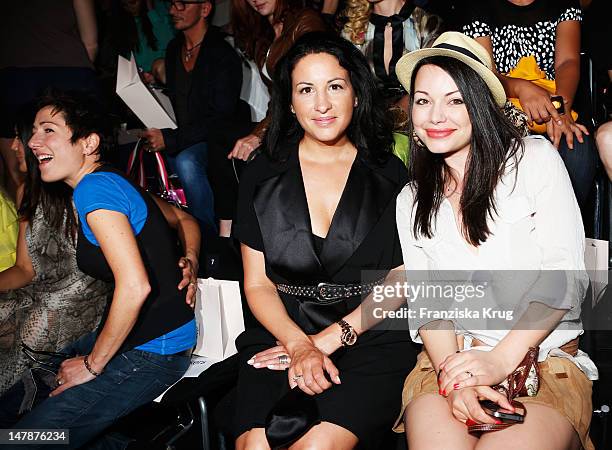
[263,32,394,164]
[407,56,523,246]
[16,105,77,242]
[231,0,300,68]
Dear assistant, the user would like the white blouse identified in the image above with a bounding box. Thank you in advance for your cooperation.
[396,136,597,379]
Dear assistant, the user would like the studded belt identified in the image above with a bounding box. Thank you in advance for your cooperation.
[276,279,383,303]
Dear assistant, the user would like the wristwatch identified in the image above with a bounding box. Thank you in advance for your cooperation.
[337,319,357,346]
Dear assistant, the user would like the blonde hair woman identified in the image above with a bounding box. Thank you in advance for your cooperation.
[341,0,442,108]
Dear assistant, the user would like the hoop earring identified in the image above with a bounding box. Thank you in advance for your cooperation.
[412,131,426,148]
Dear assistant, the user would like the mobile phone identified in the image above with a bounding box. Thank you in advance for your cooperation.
[480,400,525,423]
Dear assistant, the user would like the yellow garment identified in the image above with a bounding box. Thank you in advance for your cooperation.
[507,55,578,134]
[0,190,18,271]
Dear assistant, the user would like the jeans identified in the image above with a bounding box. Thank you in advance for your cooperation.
[557,133,598,209]
[167,142,217,237]
[0,332,190,449]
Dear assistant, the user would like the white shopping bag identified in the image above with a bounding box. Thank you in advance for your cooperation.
[240,58,270,123]
[116,53,177,129]
[193,278,245,360]
[584,238,609,307]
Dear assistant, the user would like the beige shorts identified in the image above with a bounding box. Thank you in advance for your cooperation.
[393,351,594,450]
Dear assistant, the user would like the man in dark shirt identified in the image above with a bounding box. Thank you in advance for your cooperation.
[141,0,245,237]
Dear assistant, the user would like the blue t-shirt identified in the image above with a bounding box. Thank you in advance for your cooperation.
[73,171,196,355]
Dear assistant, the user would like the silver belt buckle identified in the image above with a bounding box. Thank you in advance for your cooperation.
[316,282,343,301]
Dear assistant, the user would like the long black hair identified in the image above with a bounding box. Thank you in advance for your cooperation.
[112,1,159,57]
[263,32,394,164]
[16,106,77,242]
[407,56,524,246]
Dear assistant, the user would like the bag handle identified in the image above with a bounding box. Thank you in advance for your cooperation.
[126,138,147,188]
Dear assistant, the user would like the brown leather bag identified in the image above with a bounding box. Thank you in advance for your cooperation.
[468,346,540,433]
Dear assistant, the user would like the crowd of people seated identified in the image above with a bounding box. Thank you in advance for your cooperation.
[0,0,610,449]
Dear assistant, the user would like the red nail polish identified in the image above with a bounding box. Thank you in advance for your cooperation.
[495,420,503,425]
[465,419,477,426]
[441,389,446,396]
[438,389,442,395]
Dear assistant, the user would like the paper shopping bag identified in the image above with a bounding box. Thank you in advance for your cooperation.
[585,238,609,307]
[116,53,177,129]
[193,278,245,360]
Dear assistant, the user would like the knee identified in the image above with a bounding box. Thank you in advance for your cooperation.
[290,438,338,450]
[235,429,270,450]
[596,122,612,156]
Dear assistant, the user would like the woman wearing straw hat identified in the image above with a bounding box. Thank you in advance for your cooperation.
[393,32,597,450]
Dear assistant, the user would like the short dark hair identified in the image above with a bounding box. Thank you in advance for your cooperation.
[263,32,394,164]
[407,56,524,246]
[35,89,115,163]
[15,103,77,242]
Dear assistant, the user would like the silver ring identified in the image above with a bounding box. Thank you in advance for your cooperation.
[278,355,289,365]
[292,374,303,383]
[57,379,64,385]
[189,281,196,286]
[465,371,474,378]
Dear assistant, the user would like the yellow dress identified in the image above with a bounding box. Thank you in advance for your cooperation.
[0,190,17,272]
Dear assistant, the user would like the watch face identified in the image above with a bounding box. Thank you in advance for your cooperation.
[343,330,357,346]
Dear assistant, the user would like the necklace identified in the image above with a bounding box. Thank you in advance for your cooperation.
[183,39,204,62]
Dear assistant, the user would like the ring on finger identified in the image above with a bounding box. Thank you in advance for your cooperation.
[189,281,196,287]
[465,371,474,378]
[278,354,289,365]
[292,374,303,383]
[56,379,64,385]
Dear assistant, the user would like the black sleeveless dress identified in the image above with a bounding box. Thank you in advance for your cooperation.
[232,144,418,448]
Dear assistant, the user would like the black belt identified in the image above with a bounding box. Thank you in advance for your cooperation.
[276,279,383,303]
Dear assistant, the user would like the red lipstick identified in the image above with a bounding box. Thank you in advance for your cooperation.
[426,129,455,138]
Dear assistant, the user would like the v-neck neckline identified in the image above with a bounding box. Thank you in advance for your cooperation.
[297,151,358,241]
[442,197,480,257]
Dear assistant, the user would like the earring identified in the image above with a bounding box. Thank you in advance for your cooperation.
[412,131,426,148]
[290,105,295,114]
[354,98,358,107]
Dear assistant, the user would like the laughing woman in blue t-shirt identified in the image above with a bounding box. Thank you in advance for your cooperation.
[0,91,200,448]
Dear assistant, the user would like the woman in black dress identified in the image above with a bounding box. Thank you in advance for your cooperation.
[233,32,416,449]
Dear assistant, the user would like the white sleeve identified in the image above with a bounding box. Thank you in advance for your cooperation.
[525,137,588,310]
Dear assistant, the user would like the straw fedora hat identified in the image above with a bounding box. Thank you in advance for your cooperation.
[395,32,506,107]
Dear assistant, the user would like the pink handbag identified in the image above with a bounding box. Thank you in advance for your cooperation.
[126,139,187,209]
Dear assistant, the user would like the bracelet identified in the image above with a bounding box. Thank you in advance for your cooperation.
[83,355,102,377]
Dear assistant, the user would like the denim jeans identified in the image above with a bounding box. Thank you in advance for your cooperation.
[557,133,598,209]
[167,142,217,237]
[0,332,190,449]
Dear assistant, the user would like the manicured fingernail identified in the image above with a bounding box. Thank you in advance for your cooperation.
[247,358,254,365]
[495,420,502,425]
[335,376,341,383]
[441,390,446,396]
[453,383,460,390]
[253,362,261,368]
[438,389,442,395]
[465,419,477,426]
[267,365,274,369]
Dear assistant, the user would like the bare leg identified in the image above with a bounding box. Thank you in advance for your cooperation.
[290,421,358,450]
[404,393,478,450]
[236,427,271,450]
[596,121,612,181]
[476,403,580,450]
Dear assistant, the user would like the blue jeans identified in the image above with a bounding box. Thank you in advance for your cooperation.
[167,142,217,236]
[557,133,597,209]
[0,332,190,449]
